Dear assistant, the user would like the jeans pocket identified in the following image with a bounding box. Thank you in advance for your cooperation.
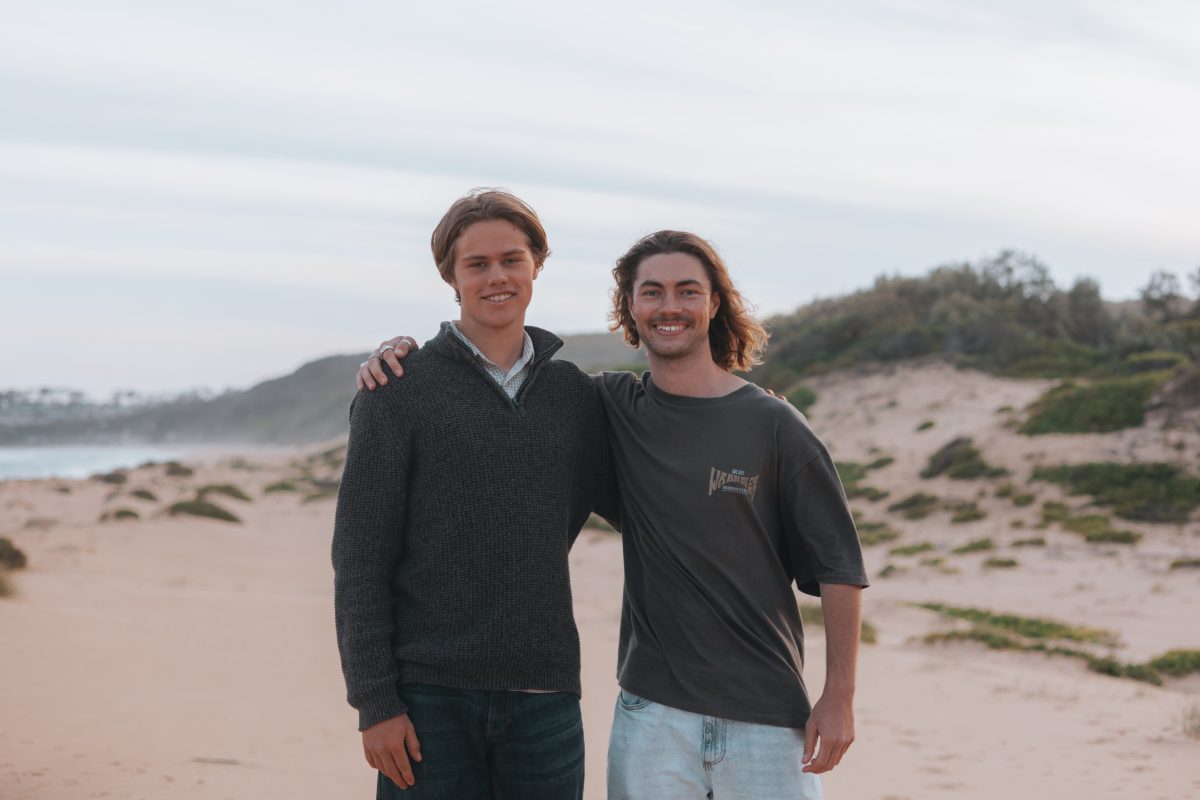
[617,689,653,711]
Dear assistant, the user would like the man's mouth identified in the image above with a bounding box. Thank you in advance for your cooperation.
[652,321,687,334]
[483,292,515,303]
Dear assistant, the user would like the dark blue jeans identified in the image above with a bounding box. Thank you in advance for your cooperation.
[376,684,584,800]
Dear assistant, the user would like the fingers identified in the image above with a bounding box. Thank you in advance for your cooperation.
[802,721,817,767]
[368,353,391,385]
[405,723,423,764]
[358,360,378,391]
[382,747,411,789]
[381,347,404,379]
[803,733,853,774]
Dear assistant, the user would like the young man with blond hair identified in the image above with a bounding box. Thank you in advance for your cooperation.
[361,227,867,799]
[333,189,618,800]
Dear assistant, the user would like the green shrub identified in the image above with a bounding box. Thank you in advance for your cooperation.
[1020,373,1170,435]
[92,470,128,484]
[835,462,868,485]
[1010,519,1026,528]
[786,386,818,414]
[952,538,994,554]
[112,508,140,521]
[263,481,299,494]
[878,564,902,578]
[130,489,157,502]
[1032,462,1200,522]
[165,461,194,477]
[1084,528,1141,544]
[866,456,895,470]
[1012,537,1046,547]
[995,483,1015,498]
[1170,558,1200,570]
[984,557,1019,569]
[918,603,1116,644]
[846,485,889,502]
[1041,501,1070,523]
[197,483,252,502]
[1123,350,1190,373]
[916,420,935,432]
[168,500,240,523]
[888,493,941,520]
[950,503,987,523]
[1147,649,1200,678]
[858,521,900,546]
[1013,492,1036,507]
[302,490,338,504]
[0,538,29,570]
[921,437,1007,480]
[890,542,935,556]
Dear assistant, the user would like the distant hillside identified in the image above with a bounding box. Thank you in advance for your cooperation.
[0,332,645,446]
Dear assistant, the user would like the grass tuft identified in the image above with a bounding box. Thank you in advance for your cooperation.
[921,438,1008,480]
[1012,537,1046,547]
[1020,373,1171,435]
[1031,462,1200,523]
[983,557,1019,569]
[92,470,128,485]
[130,488,157,502]
[950,502,987,523]
[197,483,252,502]
[168,500,241,523]
[857,521,900,546]
[916,420,935,432]
[0,537,29,570]
[890,542,935,556]
[952,538,994,555]
[164,461,194,478]
[1146,649,1200,678]
[888,492,940,520]
[1170,557,1200,570]
[263,480,299,494]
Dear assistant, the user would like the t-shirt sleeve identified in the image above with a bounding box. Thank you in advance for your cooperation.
[780,445,870,597]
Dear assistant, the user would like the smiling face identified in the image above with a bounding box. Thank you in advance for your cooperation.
[629,252,720,363]
[450,218,538,338]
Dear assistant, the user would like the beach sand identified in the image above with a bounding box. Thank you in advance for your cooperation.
[2,364,1198,799]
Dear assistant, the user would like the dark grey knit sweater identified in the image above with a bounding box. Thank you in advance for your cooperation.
[332,324,618,731]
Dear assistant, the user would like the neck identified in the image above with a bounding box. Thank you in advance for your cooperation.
[645,347,746,397]
[454,317,526,371]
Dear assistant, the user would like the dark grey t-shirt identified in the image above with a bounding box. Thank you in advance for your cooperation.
[594,371,868,729]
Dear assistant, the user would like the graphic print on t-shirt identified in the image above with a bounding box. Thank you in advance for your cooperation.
[707,466,760,499]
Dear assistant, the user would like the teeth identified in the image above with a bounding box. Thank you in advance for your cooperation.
[484,293,514,302]
[655,324,685,332]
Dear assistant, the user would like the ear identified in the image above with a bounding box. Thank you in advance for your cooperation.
[709,290,720,320]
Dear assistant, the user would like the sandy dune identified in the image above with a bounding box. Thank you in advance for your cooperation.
[2,364,1199,798]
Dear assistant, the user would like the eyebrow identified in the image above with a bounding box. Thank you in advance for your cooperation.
[636,278,704,289]
[461,248,529,261]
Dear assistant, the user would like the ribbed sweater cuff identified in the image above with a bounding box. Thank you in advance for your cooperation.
[356,684,408,732]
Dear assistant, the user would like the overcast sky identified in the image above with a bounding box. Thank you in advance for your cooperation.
[4,0,1199,395]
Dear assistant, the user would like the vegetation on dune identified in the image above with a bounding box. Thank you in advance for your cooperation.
[878,564,904,578]
[921,437,1007,480]
[302,490,338,504]
[263,480,299,494]
[983,557,1019,569]
[1032,462,1200,523]
[857,521,900,546]
[785,385,817,414]
[1012,537,1046,547]
[749,252,1200,387]
[1020,372,1172,435]
[835,461,890,502]
[100,508,140,522]
[130,488,157,502]
[1181,704,1200,740]
[916,420,935,432]
[917,603,1200,685]
[866,455,894,470]
[197,483,253,502]
[164,461,194,477]
[1038,503,1143,544]
[951,538,994,555]
[887,492,941,519]
[949,502,987,523]
[92,470,128,484]
[1170,557,1200,570]
[0,537,29,570]
[168,500,241,523]
[890,542,935,557]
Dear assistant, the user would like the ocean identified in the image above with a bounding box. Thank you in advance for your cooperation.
[0,446,189,481]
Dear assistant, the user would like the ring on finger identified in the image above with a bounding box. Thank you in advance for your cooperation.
[379,344,395,353]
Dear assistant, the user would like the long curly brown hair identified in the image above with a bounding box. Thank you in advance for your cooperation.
[609,230,769,372]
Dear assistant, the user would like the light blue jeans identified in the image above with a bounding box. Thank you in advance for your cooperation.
[607,690,823,799]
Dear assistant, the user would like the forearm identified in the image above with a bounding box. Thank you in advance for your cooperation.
[818,582,862,697]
